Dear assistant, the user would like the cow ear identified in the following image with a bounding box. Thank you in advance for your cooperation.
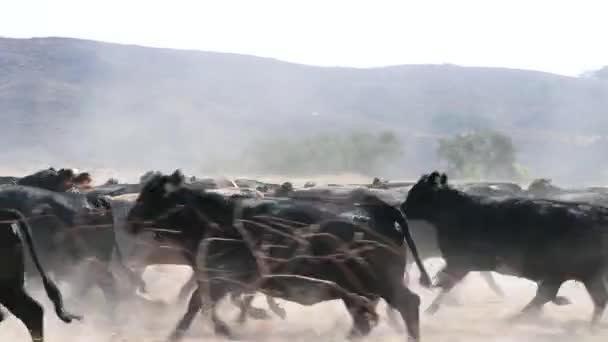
[169,169,185,186]
[428,171,440,185]
[440,173,448,186]
[419,173,429,183]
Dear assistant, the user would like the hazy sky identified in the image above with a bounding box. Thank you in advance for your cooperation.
[1,0,606,76]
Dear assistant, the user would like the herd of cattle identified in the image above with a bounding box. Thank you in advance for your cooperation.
[2,167,608,341]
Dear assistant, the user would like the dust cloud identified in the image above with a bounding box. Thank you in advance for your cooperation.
[2,261,606,342]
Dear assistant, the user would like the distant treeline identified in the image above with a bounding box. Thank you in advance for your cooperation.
[234,128,531,181]
[241,130,403,176]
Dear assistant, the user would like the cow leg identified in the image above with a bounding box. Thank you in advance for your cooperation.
[123,267,147,293]
[168,287,203,342]
[234,293,274,322]
[266,296,286,319]
[583,275,608,329]
[74,272,96,298]
[384,284,421,342]
[372,296,403,333]
[97,269,119,304]
[343,297,373,338]
[510,279,562,322]
[2,289,44,342]
[385,303,404,332]
[480,272,505,298]
[426,267,469,315]
[130,266,147,292]
[0,306,5,322]
[88,260,120,312]
[235,293,252,324]
[207,283,234,338]
[177,272,197,303]
[76,259,119,306]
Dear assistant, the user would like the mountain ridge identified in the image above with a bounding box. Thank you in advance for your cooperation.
[2,37,608,183]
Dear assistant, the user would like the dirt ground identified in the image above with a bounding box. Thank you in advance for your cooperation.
[2,261,607,342]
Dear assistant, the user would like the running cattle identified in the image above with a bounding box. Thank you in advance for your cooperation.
[0,185,133,308]
[17,168,77,193]
[110,193,287,323]
[0,208,81,341]
[403,171,608,327]
[126,170,431,341]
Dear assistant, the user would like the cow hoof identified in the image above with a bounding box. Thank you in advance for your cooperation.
[347,329,366,340]
[419,275,433,289]
[552,296,572,306]
[57,309,83,323]
[215,324,235,340]
[168,329,186,342]
[424,303,440,315]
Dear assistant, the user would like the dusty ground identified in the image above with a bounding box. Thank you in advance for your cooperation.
[2,261,607,342]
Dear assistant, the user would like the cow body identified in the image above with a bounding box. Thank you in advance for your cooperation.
[0,185,132,308]
[126,170,430,341]
[403,172,608,326]
[0,208,80,341]
[110,193,289,323]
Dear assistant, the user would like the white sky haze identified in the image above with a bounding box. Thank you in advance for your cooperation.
[1,0,607,76]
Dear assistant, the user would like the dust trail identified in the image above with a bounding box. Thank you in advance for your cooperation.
[2,262,607,342]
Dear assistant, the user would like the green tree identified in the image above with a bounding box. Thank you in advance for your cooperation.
[244,130,402,176]
[437,130,524,180]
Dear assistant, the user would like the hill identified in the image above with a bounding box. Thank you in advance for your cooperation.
[2,37,608,183]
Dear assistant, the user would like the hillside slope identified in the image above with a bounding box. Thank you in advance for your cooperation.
[2,37,608,182]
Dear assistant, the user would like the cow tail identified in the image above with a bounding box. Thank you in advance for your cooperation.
[394,210,433,288]
[10,209,82,323]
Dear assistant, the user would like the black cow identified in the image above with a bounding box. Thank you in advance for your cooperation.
[17,168,77,193]
[0,176,19,186]
[138,195,340,323]
[0,185,137,309]
[403,171,608,327]
[126,170,431,341]
[0,208,81,341]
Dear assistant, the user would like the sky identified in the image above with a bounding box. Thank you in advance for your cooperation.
[1,0,607,76]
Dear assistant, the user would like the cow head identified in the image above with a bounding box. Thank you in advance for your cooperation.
[402,171,448,220]
[148,204,219,244]
[127,169,186,234]
[127,169,236,246]
[57,168,77,190]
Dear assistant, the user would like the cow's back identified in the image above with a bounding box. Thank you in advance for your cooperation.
[439,196,608,278]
